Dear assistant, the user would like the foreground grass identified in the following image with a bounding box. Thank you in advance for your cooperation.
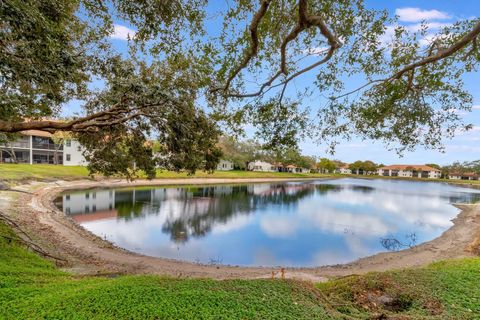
[0,222,329,320]
[318,259,480,319]
[1,221,479,319]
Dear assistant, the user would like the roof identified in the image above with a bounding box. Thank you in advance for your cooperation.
[340,164,350,169]
[450,172,479,177]
[379,165,440,172]
[250,161,272,165]
[286,164,297,168]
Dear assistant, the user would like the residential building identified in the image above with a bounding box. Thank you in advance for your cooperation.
[247,161,276,172]
[282,164,309,173]
[272,163,287,172]
[0,130,87,166]
[377,165,441,179]
[336,164,352,174]
[447,172,480,180]
[216,159,234,171]
[63,138,87,166]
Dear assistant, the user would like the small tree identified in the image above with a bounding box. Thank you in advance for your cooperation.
[349,161,364,175]
[362,160,378,174]
[317,158,336,173]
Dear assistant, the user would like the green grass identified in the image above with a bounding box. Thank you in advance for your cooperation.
[317,258,480,319]
[0,222,330,319]
[0,163,333,183]
[0,164,90,181]
[1,221,479,319]
[1,164,479,188]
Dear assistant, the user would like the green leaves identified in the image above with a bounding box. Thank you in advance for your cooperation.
[1,0,88,122]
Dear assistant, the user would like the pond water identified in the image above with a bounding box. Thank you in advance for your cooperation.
[54,178,480,267]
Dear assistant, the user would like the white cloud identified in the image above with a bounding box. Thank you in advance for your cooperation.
[303,46,330,55]
[396,8,451,23]
[419,33,453,47]
[446,144,480,153]
[471,126,480,131]
[212,214,252,234]
[447,108,468,116]
[405,22,451,32]
[260,216,299,238]
[111,24,136,40]
[472,105,480,110]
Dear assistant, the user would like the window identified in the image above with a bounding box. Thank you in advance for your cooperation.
[65,207,71,214]
[84,205,90,213]
[85,193,89,199]
[77,146,81,152]
[66,154,71,161]
[65,195,70,201]
[92,205,96,212]
[65,139,71,147]
[92,192,96,199]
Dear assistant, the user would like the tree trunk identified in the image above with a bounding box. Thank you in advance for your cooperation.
[8,146,17,163]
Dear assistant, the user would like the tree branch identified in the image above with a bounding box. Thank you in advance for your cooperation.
[218,0,341,99]
[332,21,480,100]
[212,0,272,93]
[0,99,168,134]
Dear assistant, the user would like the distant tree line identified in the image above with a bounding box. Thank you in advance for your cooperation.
[442,161,480,175]
[217,136,317,170]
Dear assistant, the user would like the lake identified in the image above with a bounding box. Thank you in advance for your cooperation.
[54,178,480,267]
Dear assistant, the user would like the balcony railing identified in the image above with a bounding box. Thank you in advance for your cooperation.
[32,143,63,150]
[9,141,30,148]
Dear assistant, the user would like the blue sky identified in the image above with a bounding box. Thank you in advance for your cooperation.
[67,1,480,165]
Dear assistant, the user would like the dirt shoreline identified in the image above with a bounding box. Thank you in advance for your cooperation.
[2,178,479,282]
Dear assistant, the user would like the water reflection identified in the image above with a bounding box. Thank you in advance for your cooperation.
[55,179,480,267]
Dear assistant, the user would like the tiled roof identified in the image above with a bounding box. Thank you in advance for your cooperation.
[450,172,479,177]
[379,165,440,172]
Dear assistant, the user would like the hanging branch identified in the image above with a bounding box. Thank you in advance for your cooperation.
[213,0,341,99]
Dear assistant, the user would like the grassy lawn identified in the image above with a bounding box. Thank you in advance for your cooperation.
[0,163,333,183]
[1,221,479,319]
[0,164,90,181]
[1,164,479,188]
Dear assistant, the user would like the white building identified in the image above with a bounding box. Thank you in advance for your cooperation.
[284,165,310,173]
[216,159,234,171]
[247,161,275,172]
[63,138,87,166]
[337,164,351,174]
[448,172,480,180]
[0,130,87,166]
[377,165,441,179]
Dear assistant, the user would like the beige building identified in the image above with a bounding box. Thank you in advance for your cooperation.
[377,165,441,179]
[448,172,479,180]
